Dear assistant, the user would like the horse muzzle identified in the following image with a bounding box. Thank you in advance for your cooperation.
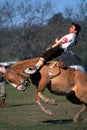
[17,85,27,91]
[16,80,29,91]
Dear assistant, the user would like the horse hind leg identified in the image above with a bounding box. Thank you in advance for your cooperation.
[66,90,87,122]
[73,104,87,123]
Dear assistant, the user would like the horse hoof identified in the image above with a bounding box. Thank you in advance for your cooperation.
[82,118,87,123]
[44,109,52,116]
[73,120,78,123]
[73,117,78,123]
[49,99,57,105]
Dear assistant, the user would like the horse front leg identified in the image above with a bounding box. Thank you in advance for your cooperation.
[35,91,52,116]
[73,104,87,123]
[38,92,57,105]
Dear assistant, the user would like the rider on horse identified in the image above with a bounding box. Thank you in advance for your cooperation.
[27,22,81,74]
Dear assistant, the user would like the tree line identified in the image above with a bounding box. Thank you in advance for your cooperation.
[0,0,87,68]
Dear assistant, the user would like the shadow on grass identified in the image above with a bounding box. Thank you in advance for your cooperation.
[42,119,73,124]
[6,103,35,108]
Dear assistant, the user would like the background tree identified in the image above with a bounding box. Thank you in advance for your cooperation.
[0,0,87,69]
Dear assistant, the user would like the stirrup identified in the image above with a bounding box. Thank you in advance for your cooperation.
[24,66,37,74]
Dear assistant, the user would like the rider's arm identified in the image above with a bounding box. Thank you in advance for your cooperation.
[51,37,68,48]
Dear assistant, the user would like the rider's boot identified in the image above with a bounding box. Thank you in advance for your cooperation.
[24,58,44,74]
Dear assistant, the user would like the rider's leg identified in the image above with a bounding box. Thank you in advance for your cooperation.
[35,58,45,70]
[25,47,64,74]
[24,57,45,74]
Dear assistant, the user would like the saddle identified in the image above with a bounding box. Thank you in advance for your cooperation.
[47,60,67,68]
[46,61,67,79]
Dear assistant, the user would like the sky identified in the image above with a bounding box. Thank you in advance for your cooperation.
[1,0,87,13]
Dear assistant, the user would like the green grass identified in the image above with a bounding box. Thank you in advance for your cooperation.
[0,84,87,130]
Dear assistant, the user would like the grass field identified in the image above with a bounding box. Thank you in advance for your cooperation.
[0,84,87,130]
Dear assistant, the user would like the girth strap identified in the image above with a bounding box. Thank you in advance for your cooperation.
[47,61,61,79]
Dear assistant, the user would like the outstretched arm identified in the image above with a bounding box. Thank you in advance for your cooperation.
[46,37,68,51]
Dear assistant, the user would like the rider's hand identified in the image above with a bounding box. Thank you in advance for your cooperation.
[46,46,52,51]
[55,37,59,43]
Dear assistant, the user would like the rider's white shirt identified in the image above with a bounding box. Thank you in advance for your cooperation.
[58,33,76,56]
[61,33,76,51]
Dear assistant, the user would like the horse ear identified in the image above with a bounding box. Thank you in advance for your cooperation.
[59,62,67,68]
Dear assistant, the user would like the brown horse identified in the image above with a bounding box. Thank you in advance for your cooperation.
[4,58,87,123]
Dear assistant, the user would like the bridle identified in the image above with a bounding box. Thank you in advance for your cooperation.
[5,68,31,89]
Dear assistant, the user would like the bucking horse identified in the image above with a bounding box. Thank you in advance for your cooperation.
[3,58,87,123]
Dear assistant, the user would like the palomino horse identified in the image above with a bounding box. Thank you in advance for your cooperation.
[4,58,87,123]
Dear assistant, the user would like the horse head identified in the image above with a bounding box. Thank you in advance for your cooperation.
[4,58,41,91]
[4,68,31,91]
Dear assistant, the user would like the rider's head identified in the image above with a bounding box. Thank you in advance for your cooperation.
[72,22,81,35]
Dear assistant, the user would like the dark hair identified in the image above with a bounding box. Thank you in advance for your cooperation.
[72,22,81,35]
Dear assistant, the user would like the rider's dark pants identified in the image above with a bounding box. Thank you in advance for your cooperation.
[42,46,64,63]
